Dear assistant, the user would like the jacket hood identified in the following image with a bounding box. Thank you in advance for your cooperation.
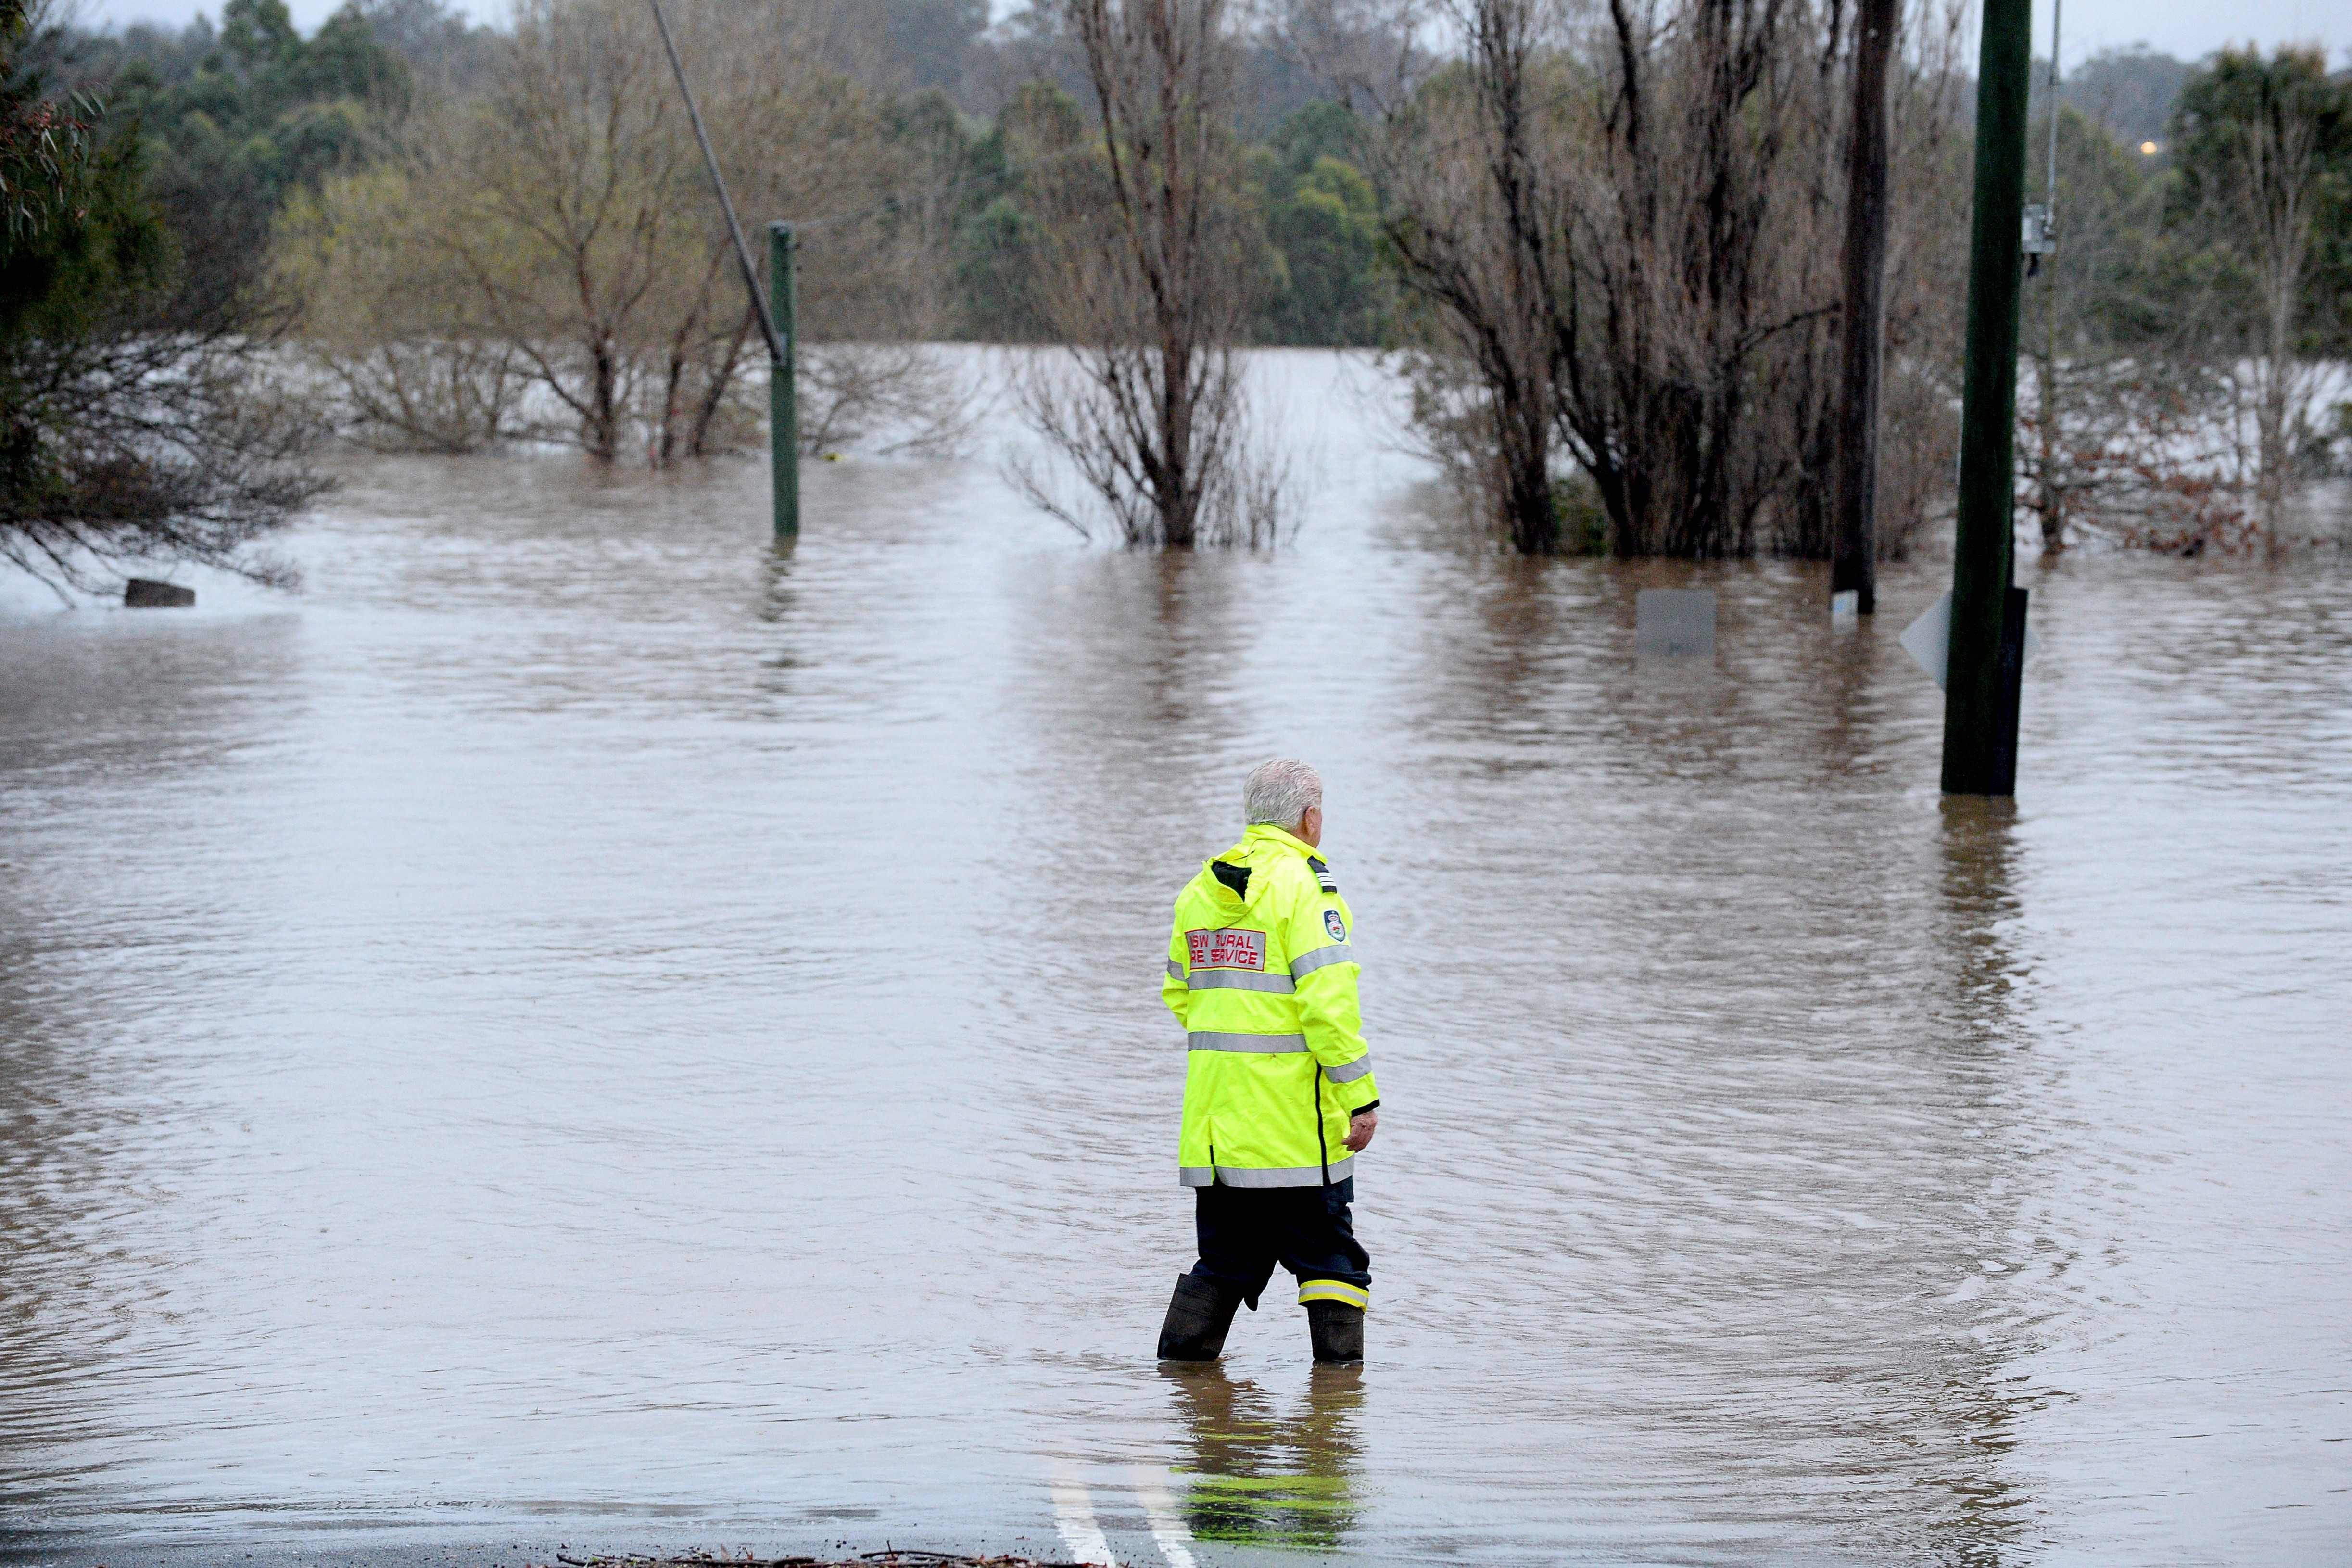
[1198,824,1315,916]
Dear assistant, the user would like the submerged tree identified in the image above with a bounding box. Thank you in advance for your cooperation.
[1371,0,1968,558]
[0,0,324,597]
[1012,0,1282,548]
[1374,0,1566,552]
[282,0,971,463]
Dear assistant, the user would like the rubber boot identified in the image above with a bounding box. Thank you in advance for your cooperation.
[1305,1299,1364,1364]
[1157,1274,1245,1361]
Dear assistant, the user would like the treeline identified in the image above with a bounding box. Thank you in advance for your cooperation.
[2019,51,2352,553]
[38,0,1391,348]
[14,0,1394,485]
[2,0,2348,588]
[1368,1,2351,558]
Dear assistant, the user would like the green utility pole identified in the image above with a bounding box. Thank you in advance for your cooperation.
[769,223,799,538]
[645,0,795,538]
[1942,0,2036,796]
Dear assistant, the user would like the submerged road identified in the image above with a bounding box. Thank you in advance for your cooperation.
[3,354,2349,1565]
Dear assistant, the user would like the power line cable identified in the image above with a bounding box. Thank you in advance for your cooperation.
[646,0,784,363]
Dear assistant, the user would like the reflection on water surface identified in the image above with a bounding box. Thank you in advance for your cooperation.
[1,355,2348,1565]
[1164,1366,1363,1551]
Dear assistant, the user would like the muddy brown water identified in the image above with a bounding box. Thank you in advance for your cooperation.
[2,355,2348,1565]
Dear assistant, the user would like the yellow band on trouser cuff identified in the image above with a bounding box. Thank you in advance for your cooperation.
[1297,1279,1369,1311]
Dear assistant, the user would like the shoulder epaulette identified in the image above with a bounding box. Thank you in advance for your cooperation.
[1305,855,1339,894]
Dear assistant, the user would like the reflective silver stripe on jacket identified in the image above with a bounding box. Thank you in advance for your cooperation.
[1187,1031,1309,1053]
[1323,1054,1374,1084]
[1178,1157,1354,1189]
[1166,960,1187,984]
[1186,970,1295,994]
[1289,943,1354,977]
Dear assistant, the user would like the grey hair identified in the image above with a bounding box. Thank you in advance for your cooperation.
[1243,758,1323,829]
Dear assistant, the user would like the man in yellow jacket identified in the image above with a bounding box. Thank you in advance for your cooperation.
[1155,759,1381,1365]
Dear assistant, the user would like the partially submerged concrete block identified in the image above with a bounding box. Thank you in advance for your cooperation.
[124,578,195,608]
[1635,588,1715,658]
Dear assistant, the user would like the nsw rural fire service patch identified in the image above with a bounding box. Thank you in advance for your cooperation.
[1325,910,1347,942]
[1187,928,1266,970]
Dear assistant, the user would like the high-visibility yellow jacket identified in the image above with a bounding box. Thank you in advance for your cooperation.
[1162,823,1379,1188]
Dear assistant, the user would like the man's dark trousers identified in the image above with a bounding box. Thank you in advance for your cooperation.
[1189,1178,1371,1307]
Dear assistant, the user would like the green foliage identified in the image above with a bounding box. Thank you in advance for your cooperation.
[944,78,1079,341]
[2024,105,2165,348]
[0,0,324,593]
[955,193,1043,340]
[93,0,411,317]
[107,0,410,191]
[0,127,175,529]
[2321,177,2352,356]
[999,76,1085,153]
[0,127,170,338]
[1,0,167,390]
[0,36,95,248]
[1268,157,1382,343]
[1269,99,1365,172]
[2168,48,2347,216]
[2016,57,2352,362]
[1551,474,1609,556]
[0,0,172,348]
[946,92,1390,346]
[2164,48,2350,341]
[1251,103,1385,346]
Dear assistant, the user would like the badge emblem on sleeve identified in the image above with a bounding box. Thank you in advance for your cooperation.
[1324,910,1347,942]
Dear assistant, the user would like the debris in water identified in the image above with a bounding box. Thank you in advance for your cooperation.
[123,578,195,608]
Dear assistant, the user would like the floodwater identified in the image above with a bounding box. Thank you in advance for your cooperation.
[2,354,2348,1567]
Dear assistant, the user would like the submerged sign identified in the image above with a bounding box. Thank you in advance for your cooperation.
[1901,591,2041,690]
[1635,589,1717,658]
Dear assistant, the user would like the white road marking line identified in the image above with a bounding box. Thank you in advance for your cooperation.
[1050,1476,1117,1567]
[1129,1466,1199,1568]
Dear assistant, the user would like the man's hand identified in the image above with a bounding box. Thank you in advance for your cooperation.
[1344,1108,1378,1153]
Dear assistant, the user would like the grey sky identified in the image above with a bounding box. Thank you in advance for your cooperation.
[62,0,2349,77]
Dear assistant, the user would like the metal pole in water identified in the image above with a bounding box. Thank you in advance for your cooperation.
[2039,0,2064,539]
[769,222,800,538]
[2045,0,2063,210]
[1941,0,2035,796]
[645,0,796,536]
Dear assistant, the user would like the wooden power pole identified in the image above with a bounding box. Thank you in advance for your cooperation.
[1942,0,2036,796]
[1831,0,1897,616]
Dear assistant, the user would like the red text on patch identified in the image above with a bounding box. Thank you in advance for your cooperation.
[1187,928,1266,971]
